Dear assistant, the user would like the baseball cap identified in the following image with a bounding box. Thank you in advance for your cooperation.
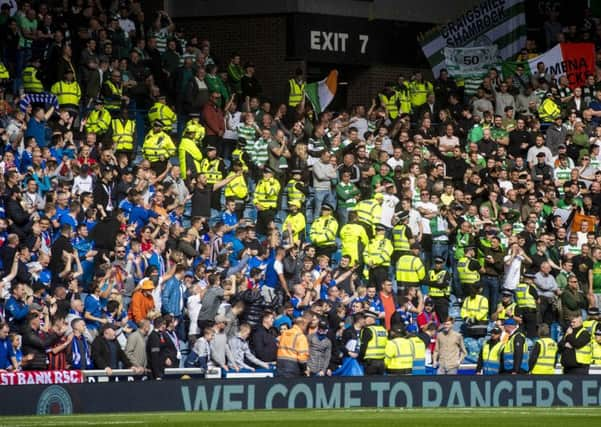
[363,310,378,319]
[434,256,445,263]
[139,278,154,290]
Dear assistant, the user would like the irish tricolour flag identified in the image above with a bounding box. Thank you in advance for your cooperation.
[305,70,338,114]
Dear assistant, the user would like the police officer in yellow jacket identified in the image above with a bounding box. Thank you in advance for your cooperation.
[339,210,369,268]
[84,98,112,136]
[529,324,558,374]
[409,72,433,110]
[253,167,281,236]
[101,70,128,117]
[283,200,306,244]
[427,256,452,321]
[179,127,204,179]
[200,145,226,210]
[514,273,539,339]
[392,211,413,264]
[285,169,307,210]
[384,325,413,375]
[457,246,482,296]
[148,95,177,132]
[50,69,81,111]
[379,82,399,120]
[142,120,176,174]
[111,108,136,158]
[461,289,489,336]
[359,310,388,375]
[477,326,503,375]
[396,242,426,292]
[288,69,305,107]
[559,314,592,374]
[22,58,44,93]
[309,203,339,258]
[364,224,393,288]
[354,193,383,239]
[501,318,529,374]
[223,161,248,218]
[184,113,206,145]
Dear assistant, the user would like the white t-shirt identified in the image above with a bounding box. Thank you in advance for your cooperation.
[187,294,202,335]
[414,201,438,234]
[73,175,94,195]
[380,194,399,228]
[503,254,523,290]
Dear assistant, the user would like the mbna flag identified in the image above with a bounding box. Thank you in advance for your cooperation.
[305,70,338,114]
[420,0,527,77]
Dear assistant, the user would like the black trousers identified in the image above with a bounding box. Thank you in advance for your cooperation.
[363,359,386,375]
[257,208,276,235]
[430,296,450,322]
[563,366,589,375]
[520,309,538,339]
[370,266,389,290]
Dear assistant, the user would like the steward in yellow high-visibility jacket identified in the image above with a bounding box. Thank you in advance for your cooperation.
[111,109,136,155]
[384,326,413,375]
[50,70,81,110]
[253,167,281,235]
[379,87,399,120]
[223,161,248,211]
[101,74,126,116]
[285,169,307,209]
[339,211,369,267]
[179,129,204,179]
[0,61,9,80]
[309,203,339,258]
[199,146,224,185]
[461,293,489,323]
[359,312,388,375]
[23,60,44,93]
[409,74,433,109]
[84,99,112,135]
[148,96,176,130]
[396,243,425,289]
[354,193,383,238]
[364,224,393,287]
[478,327,503,375]
[530,333,557,375]
[283,201,306,244]
[392,211,413,263]
[142,120,176,173]
[184,113,206,144]
[288,73,305,107]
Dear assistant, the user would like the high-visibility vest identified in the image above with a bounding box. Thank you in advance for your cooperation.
[310,215,339,247]
[496,302,516,321]
[224,172,248,200]
[379,93,398,119]
[148,102,176,128]
[277,325,309,363]
[457,257,480,284]
[199,158,223,184]
[51,80,81,107]
[282,211,306,243]
[362,325,388,359]
[85,108,112,134]
[428,270,450,297]
[575,328,592,365]
[538,98,561,122]
[104,80,123,111]
[396,255,425,285]
[364,235,393,267]
[178,137,203,178]
[286,179,305,205]
[515,283,537,309]
[392,223,410,252]
[384,337,413,370]
[461,295,489,321]
[503,331,529,372]
[340,223,369,265]
[288,79,305,107]
[22,66,43,93]
[409,80,432,107]
[583,319,598,339]
[592,339,601,365]
[396,86,412,114]
[231,148,248,172]
[142,131,176,162]
[253,178,280,209]
[531,337,557,374]
[185,119,206,143]
[355,199,377,226]
[409,336,426,375]
[111,119,136,152]
[482,339,504,375]
[0,62,9,79]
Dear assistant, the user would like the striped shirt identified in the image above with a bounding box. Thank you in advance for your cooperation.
[251,138,269,167]
[237,123,257,144]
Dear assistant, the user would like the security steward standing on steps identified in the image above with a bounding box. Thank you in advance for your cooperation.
[22,57,44,94]
[111,107,136,160]
[529,323,558,374]
[457,246,482,296]
[51,69,81,113]
[253,167,281,236]
[500,318,528,374]
[287,68,305,108]
[85,98,112,137]
[178,126,204,180]
[391,210,413,266]
[148,95,177,133]
[559,314,592,375]
[384,325,413,375]
[364,224,393,289]
[309,203,339,259]
[142,120,176,174]
[477,326,504,375]
[359,310,388,375]
[200,145,226,210]
[427,256,452,321]
[514,273,539,339]
[396,242,426,293]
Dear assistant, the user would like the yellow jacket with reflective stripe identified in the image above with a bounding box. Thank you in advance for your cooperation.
[428,269,450,297]
[531,337,557,374]
[310,215,339,247]
[283,212,306,243]
[482,339,503,375]
[103,80,123,111]
[457,257,480,284]
[142,130,176,162]
[85,108,112,134]
[0,62,9,79]
[575,328,592,365]
[379,92,398,119]
[111,118,136,151]
[199,158,223,184]
[224,172,248,200]
[362,325,387,359]
[515,283,537,309]
[288,79,305,107]
[592,339,601,366]
[253,177,280,209]
[384,337,413,370]
[23,66,44,93]
[364,235,393,267]
[392,223,410,252]
[185,119,206,143]
[409,80,433,107]
[148,102,177,128]
[178,137,203,178]
[396,254,425,285]
[460,294,489,321]
[51,80,81,107]
[286,179,306,205]
[339,223,369,265]
[277,325,309,363]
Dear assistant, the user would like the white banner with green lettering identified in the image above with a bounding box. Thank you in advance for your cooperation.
[444,45,499,78]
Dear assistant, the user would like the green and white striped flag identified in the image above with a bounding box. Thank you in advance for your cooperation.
[420,0,527,77]
[304,70,338,114]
